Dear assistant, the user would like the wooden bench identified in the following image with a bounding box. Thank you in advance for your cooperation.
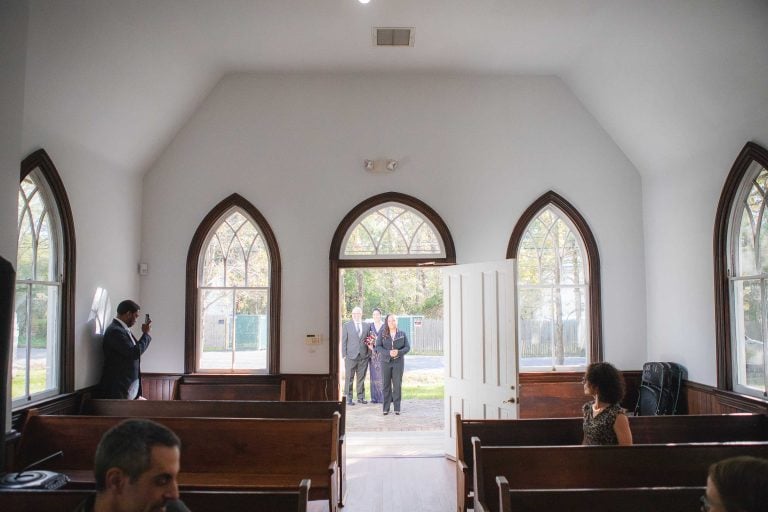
[456,413,768,512]
[0,481,310,512]
[15,412,338,511]
[175,380,287,400]
[495,477,703,512]
[472,437,768,512]
[79,398,348,506]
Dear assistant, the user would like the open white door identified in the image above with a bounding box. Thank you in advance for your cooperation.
[442,260,519,457]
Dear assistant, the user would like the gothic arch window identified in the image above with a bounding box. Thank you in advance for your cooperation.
[714,142,768,398]
[329,192,455,395]
[185,194,280,373]
[507,191,602,370]
[13,149,76,406]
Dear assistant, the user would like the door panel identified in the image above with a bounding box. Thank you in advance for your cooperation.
[443,260,518,456]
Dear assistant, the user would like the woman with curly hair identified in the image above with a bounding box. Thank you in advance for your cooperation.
[581,361,632,445]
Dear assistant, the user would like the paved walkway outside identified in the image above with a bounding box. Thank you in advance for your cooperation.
[345,398,444,432]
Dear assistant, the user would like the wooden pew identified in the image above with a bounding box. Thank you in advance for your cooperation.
[175,380,287,400]
[79,398,348,506]
[15,412,338,511]
[472,437,768,512]
[456,413,768,512]
[495,477,703,512]
[0,481,310,512]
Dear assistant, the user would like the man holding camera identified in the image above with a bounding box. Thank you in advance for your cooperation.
[99,299,152,399]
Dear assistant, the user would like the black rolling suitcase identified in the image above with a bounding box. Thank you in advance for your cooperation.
[634,362,686,416]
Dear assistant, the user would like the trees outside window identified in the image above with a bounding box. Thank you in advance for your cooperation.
[186,194,280,373]
[13,149,75,406]
[508,191,601,371]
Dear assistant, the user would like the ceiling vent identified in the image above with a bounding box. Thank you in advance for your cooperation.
[373,27,414,47]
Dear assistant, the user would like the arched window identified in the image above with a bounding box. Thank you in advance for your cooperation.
[714,142,768,398]
[186,194,280,373]
[340,202,447,259]
[13,149,75,406]
[329,192,455,396]
[507,191,601,371]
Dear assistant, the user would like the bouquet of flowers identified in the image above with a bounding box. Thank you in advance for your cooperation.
[364,331,377,350]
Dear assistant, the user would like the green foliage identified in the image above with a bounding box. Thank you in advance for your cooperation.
[341,267,442,318]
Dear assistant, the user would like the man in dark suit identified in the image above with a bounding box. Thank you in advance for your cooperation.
[341,306,370,405]
[99,299,152,399]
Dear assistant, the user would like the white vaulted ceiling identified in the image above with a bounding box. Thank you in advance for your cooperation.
[21,0,768,177]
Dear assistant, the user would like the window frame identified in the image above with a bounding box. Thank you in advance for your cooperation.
[185,193,281,374]
[329,192,455,397]
[714,141,768,396]
[507,191,602,369]
[14,149,76,408]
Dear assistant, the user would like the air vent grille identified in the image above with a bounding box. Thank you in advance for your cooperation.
[373,27,414,47]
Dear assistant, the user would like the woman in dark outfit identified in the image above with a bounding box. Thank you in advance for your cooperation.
[375,314,410,415]
[581,361,633,445]
[366,308,385,404]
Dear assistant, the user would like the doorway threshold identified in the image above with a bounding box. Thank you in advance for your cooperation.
[346,430,445,458]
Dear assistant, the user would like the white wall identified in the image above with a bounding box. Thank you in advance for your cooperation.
[643,136,768,386]
[141,73,646,375]
[22,124,145,389]
[0,1,27,263]
[0,0,28,436]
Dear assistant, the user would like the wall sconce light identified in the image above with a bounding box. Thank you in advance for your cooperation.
[364,159,399,173]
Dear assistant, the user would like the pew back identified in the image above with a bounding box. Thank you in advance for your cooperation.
[15,413,338,510]
[176,381,286,400]
[79,399,347,505]
[81,399,345,434]
[495,477,703,512]
[456,413,768,512]
[473,437,768,512]
[0,483,310,512]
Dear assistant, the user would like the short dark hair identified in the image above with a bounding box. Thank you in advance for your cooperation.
[116,299,140,315]
[708,456,768,512]
[94,419,180,491]
[372,308,382,315]
[584,362,625,404]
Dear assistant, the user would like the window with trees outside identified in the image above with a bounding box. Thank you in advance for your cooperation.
[13,149,75,407]
[187,194,280,373]
[508,191,602,371]
[717,142,768,399]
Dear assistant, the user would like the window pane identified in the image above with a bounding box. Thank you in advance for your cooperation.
[199,289,233,370]
[36,212,55,282]
[738,207,757,275]
[198,208,273,372]
[732,279,765,393]
[232,289,268,370]
[342,202,445,257]
[12,286,28,400]
[201,235,225,286]
[30,284,59,395]
[345,225,376,256]
[246,236,269,287]
[517,206,589,369]
[17,207,34,280]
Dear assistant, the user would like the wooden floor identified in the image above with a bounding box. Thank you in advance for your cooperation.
[308,456,456,511]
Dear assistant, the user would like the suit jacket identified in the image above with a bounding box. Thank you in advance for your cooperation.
[375,329,410,363]
[341,320,370,360]
[99,319,152,399]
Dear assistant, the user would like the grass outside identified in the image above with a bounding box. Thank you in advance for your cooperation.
[12,367,48,398]
[354,358,445,401]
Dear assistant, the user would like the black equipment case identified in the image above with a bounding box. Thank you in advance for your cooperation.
[634,362,686,416]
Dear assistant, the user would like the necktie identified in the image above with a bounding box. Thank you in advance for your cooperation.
[356,323,361,336]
